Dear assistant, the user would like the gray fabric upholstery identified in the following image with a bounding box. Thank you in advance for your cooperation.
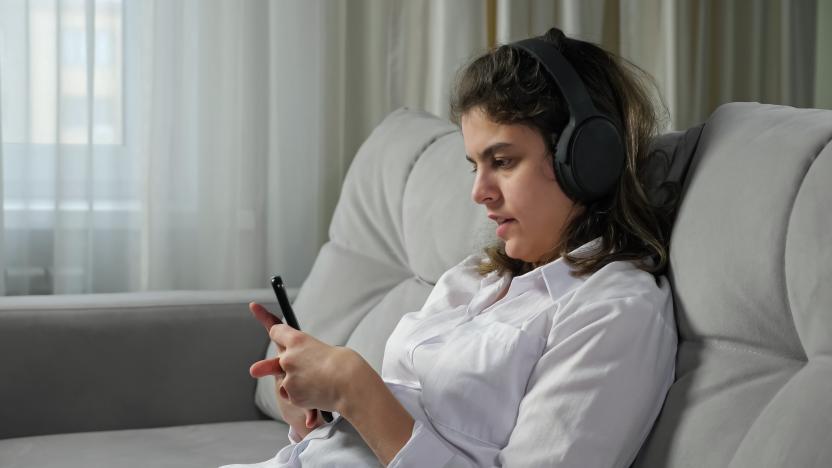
[633,103,832,468]
[2,102,830,467]
[0,289,278,439]
[0,421,287,468]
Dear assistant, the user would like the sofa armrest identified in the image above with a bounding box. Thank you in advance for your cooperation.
[0,288,284,439]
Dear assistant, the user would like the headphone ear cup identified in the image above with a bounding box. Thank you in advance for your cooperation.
[560,117,625,203]
[553,149,582,204]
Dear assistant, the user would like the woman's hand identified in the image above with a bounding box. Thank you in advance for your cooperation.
[262,359,325,438]
[248,302,366,420]
[274,374,326,439]
[248,303,325,438]
[248,301,414,464]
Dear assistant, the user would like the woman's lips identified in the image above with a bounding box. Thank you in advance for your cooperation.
[496,219,516,237]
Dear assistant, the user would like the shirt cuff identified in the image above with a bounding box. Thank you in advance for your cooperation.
[286,411,343,445]
[387,420,454,468]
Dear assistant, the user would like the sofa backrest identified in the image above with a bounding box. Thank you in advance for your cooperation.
[634,102,832,468]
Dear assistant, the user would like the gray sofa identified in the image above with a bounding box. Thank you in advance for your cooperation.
[1,102,830,467]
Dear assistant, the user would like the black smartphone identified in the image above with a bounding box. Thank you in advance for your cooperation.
[269,275,334,423]
[270,276,301,330]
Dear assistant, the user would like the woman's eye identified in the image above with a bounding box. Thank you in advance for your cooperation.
[493,158,511,169]
[469,164,478,173]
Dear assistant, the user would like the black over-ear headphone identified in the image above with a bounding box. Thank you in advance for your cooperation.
[508,38,626,204]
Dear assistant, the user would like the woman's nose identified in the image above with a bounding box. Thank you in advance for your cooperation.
[471,172,499,205]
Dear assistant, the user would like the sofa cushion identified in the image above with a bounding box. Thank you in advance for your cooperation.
[402,130,492,283]
[634,102,832,468]
[0,420,287,468]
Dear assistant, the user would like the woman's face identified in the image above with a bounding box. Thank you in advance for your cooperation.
[462,107,581,264]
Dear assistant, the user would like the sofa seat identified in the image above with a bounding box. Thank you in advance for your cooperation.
[0,420,287,468]
[0,289,286,468]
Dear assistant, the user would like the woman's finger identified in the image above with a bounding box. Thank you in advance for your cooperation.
[269,323,300,348]
[249,357,284,378]
[249,302,282,331]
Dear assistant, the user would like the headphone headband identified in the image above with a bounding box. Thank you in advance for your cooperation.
[511,38,599,124]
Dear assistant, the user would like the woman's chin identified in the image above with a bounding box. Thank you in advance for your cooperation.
[504,244,531,263]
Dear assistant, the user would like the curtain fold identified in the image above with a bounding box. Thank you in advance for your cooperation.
[671,0,818,129]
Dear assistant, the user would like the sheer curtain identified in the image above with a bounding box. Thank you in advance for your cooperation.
[6,0,822,296]
[128,0,272,292]
[0,0,486,295]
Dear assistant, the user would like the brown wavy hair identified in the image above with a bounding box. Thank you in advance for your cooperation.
[449,27,671,279]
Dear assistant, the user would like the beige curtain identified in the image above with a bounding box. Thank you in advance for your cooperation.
[493,0,825,130]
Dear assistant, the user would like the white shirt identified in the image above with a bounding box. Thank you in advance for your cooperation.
[221,239,677,468]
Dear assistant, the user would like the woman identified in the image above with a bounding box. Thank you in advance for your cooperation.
[224,27,676,468]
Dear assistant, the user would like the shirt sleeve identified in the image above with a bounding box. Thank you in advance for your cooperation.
[498,293,677,468]
[387,420,478,468]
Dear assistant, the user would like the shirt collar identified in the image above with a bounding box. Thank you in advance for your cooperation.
[538,237,602,301]
[494,237,601,302]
